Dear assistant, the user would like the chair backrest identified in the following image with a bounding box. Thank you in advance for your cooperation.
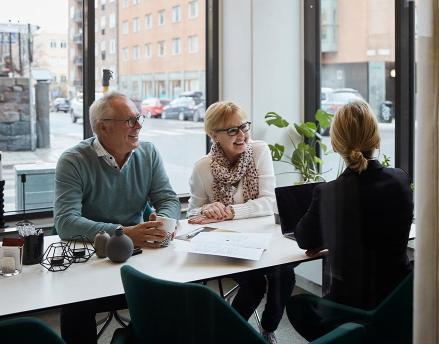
[120,265,266,344]
[0,317,64,344]
[310,323,366,344]
[371,271,413,344]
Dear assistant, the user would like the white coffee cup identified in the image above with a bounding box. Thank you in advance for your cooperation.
[155,216,177,247]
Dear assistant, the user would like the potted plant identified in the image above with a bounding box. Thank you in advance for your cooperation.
[264,109,333,183]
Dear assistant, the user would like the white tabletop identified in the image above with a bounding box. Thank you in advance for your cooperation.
[0,216,311,318]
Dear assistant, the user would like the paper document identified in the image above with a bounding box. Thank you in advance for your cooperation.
[179,232,272,260]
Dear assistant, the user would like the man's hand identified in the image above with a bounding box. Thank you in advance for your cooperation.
[122,213,167,248]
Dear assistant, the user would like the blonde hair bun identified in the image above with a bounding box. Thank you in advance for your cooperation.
[330,100,380,173]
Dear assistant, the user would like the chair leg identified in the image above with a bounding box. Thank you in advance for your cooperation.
[114,311,130,328]
[217,278,260,326]
[96,311,129,339]
[97,312,114,339]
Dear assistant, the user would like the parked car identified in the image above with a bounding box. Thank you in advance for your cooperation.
[320,88,364,135]
[162,97,205,121]
[323,88,364,115]
[70,92,103,123]
[52,98,70,113]
[141,98,170,118]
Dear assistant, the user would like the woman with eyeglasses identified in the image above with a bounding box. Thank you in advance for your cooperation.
[187,101,295,344]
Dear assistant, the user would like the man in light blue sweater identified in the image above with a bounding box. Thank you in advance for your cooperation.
[55,91,180,343]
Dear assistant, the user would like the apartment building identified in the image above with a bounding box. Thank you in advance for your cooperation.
[118,0,205,101]
[68,0,83,95]
[94,0,118,90]
[33,31,69,99]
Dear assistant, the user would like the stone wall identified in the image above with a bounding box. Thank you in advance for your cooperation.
[0,77,36,151]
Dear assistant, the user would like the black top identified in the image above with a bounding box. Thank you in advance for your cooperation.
[294,160,413,309]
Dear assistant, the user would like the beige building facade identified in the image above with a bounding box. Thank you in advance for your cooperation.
[33,31,69,98]
[321,0,395,114]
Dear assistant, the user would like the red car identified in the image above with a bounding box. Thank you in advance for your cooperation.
[141,98,170,118]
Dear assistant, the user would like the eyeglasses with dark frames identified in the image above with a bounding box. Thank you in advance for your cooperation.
[101,113,145,128]
[214,121,252,136]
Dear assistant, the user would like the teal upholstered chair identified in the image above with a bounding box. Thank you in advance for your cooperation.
[111,265,266,344]
[0,317,64,344]
[310,323,366,344]
[288,271,413,344]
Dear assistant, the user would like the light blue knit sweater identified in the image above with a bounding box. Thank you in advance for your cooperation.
[54,137,180,240]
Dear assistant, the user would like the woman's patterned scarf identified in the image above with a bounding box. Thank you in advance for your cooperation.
[210,142,259,206]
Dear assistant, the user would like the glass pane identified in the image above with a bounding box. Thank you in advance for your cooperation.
[320,0,395,181]
[110,0,206,194]
[0,0,77,214]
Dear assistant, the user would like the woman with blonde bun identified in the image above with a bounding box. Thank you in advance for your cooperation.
[286,100,413,341]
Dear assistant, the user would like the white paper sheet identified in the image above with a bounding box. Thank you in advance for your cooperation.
[178,232,272,260]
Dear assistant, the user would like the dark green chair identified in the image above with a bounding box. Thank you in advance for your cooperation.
[310,322,366,344]
[111,265,266,343]
[288,272,413,344]
[0,317,64,344]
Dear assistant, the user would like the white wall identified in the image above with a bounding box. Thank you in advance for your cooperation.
[220,0,303,186]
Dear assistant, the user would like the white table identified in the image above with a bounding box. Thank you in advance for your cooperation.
[0,216,314,318]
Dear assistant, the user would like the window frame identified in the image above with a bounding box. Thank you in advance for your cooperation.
[303,0,415,180]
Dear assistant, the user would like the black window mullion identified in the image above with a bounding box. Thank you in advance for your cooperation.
[395,0,415,179]
[304,0,321,123]
[205,0,219,154]
[83,0,95,139]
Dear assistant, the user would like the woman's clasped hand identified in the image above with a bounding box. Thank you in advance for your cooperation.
[188,202,234,224]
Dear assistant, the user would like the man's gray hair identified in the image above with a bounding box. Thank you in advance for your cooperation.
[89,91,128,134]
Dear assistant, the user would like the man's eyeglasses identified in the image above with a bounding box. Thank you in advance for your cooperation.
[101,113,145,128]
[214,121,251,136]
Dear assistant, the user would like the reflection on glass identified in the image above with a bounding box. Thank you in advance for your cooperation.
[320,0,396,181]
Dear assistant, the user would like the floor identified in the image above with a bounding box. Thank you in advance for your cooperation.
[31,278,309,344]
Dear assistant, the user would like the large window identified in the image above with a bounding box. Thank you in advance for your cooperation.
[319,0,396,181]
[0,0,208,217]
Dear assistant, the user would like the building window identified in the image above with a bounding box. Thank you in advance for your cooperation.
[132,0,140,5]
[49,40,57,48]
[188,35,198,53]
[123,47,129,61]
[158,10,165,26]
[132,46,140,60]
[172,38,181,55]
[172,5,181,23]
[133,17,140,32]
[70,6,75,19]
[95,19,98,32]
[122,0,128,8]
[145,14,152,29]
[110,39,116,54]
[60,41,67,49]
[122,21,129,34]
[145,43,151,58]
[109,13,116,28]
[100,41,106,52]
[100,16,106,28]
[158,41,165,57]
[188,0,199,19]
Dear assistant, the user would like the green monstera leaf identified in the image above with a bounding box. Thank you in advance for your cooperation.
[315,109,333,129]
[268,143,285,161]
[265,112,289,128]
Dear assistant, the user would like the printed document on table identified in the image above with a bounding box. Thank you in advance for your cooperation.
[178,232,272,260]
